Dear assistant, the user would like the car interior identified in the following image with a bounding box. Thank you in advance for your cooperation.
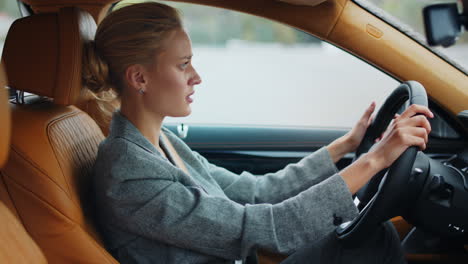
[0,0,467,264]
[0,60,47,264]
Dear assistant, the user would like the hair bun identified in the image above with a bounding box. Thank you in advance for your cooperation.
[82,40,112,94]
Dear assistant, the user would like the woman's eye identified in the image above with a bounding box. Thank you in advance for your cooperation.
[179,61,189,70]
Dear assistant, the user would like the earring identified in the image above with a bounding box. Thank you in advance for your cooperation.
[138,88,145,95]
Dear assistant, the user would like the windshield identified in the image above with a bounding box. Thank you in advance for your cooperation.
[358,0,468,74]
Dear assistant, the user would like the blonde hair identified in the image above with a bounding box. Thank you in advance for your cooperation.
[82,2,183,121]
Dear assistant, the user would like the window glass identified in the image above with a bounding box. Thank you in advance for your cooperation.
[361,0,468,72]
[117,1,399,128]
[0,1,20,58]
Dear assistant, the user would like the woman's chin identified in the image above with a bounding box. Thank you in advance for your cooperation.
[169,108,191,118]
[182,107,192,116]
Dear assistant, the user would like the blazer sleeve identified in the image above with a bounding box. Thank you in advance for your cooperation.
[98,139,358,260]
[193,147,342,205]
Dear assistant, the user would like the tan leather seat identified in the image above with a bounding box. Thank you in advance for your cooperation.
[0,67,10,169]
[0,64,47,263]
[1,7,118,264]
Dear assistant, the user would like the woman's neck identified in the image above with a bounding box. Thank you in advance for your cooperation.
[120,98,164,148]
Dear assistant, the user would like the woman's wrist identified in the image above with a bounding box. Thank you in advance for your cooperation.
[340,152,383,194]
[326,135,353,163]
[360,151,385,173]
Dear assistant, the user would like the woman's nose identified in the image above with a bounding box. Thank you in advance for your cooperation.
[189,70,202,86]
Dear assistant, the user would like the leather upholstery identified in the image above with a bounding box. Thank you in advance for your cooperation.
[23,0,118,4]
[1,103,117,263]
[0,65,10,167]
[0,64,48,263]
[2,7,95,106]
[21,0,119,23]
[1,7,119,264]
[0,202,47,263]
[2,4,117,135]
[0,63,15,215]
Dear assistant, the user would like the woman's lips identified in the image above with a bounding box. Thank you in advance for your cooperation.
[186,91,194,103]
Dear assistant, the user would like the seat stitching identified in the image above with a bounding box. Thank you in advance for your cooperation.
[46,110,87,205]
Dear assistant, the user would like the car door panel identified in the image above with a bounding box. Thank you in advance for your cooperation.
[165,124,352,174]
[165,123,463,176]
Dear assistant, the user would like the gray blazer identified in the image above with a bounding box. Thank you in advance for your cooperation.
[93,111,358,264]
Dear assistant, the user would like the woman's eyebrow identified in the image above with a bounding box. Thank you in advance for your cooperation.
[179,55,193,60]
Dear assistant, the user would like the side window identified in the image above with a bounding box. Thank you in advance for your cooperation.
[121,1,401,128]
[0,2,20,58]
[161,2,400,128]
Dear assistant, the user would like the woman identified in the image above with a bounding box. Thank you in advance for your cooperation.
[84,2,432,264]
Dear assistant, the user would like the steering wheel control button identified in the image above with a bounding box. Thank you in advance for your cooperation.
[448,224,465,235]
[428,175,453,207]
[410,167,424,182]
[429,174,444,190]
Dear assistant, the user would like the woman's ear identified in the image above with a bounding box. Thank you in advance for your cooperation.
[125,64,148,93]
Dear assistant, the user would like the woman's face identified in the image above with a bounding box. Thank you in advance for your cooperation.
[142,28,201,118]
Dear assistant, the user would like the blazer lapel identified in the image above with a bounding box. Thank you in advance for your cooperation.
[108,111,158,155]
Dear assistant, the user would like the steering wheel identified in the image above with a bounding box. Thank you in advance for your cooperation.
[336,81,428,244]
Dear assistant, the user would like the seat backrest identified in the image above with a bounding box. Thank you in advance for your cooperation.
[1,7,118,264]
[0,66,10,168]
[0,201,48,263]
[0,64,47,263]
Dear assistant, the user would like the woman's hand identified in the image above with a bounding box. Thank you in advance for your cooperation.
[368,104,433,169]
[345,101,376,153]
[326,102,375,163]
[339,104,433,195]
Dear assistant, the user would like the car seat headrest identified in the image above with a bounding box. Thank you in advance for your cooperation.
[2,7,96,105]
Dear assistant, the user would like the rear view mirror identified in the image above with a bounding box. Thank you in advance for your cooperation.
[423,3,466,47]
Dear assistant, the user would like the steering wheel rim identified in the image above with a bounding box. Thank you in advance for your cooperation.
[336,81,428,245]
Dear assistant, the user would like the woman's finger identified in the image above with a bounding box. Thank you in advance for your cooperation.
[394,126,429,146]
[411,115,432,135]
[394,115,432,135]
[374,113,399,143]
[408,135,427,150]
[410,126,429,143]
[361,101,376,123]
[399,104,434,120]
[368,113,375,127]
